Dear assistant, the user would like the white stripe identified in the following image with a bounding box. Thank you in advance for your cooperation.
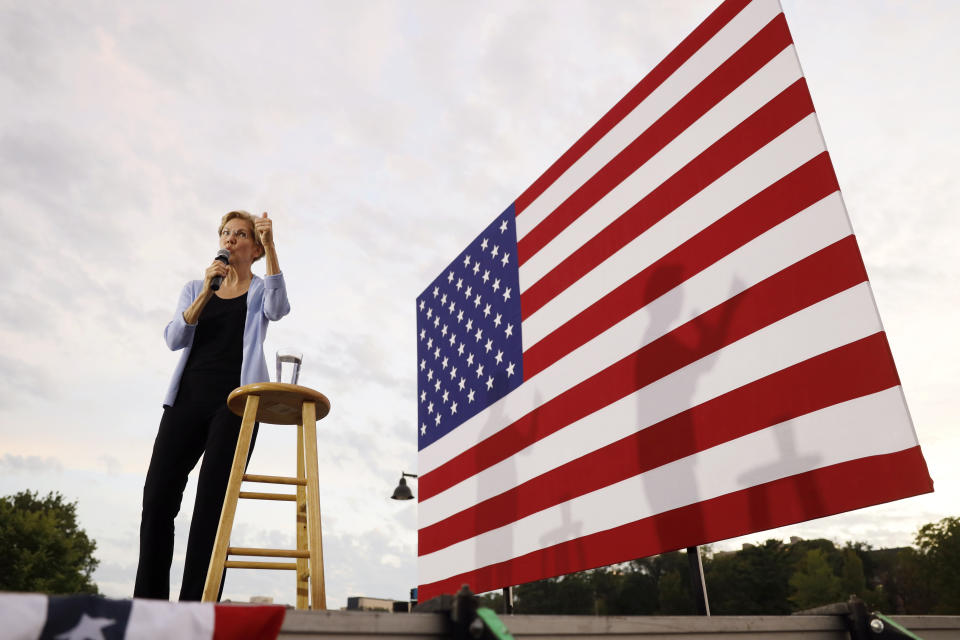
[522,109,824,350]
[127,600,215,639]
[418,190,852,475]
[519,44,803,294]
[419,386,916,582]
[0,593,47,640]
[420,281,882,527]
[515,0,784,241]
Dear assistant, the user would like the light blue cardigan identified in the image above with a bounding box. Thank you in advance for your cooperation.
[162,273,290,407]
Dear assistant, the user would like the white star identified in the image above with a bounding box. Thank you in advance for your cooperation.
[481,237,489,251]
[442,389,449,403]
[505,323,514,338]
[449,366,457,380]
[54,613,115,640]
[447,271,454,283]
[449,333,457,347]
[420,359,426,371]
[434,379,441,392]
[483,303,491,318]
[433,315,440,328]
[421,423,426,435]
[491,245,499,258]
[466,318,474,332]
[442,356,448,370]
[501,252,510,266]
[474,293,482,308]
[495,350,503,364]
[427,337,433,349]
[456,277,463,291]
[492,278,501,292]
[435,412,442,426]
[475,327,483,342]
[486,375,495,390]
[465,285,472,298]
[458,377,466,391]
[485,338,493,353]
[467,353,475,367]
[457,310,464,323]
[420,328,426,340]
[476,363,484,378]
[427,369,433,381]
[434,346,440,359]
[450,401,458,415]
[426,307,433,319]
[441,293,447,305]
[493,313,502,327]
[502,287,511,302]
[433,286,439,298]
[457,342,465,356]
[472,261,481,275]
[482,270,490,283]
[499,219,508,233]
[441,324,448,337]
[419,300,425,311]
[449,301,456,314]
[427,401,434,414]
[506,361,516,377]
[463,254,471,267]
[420,390,426,402]
[468,389,476,403]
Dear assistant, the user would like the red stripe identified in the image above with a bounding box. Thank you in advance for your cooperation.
[418,446,933,601]
[521,77,816,319]
[419,235,867,501]
[419,332,900,555]
[517,13,792,266]
[213,605,285,640]
[514,0,754,216]
[524,152,839,378]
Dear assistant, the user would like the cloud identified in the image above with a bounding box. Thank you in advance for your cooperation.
[0,454,64,476]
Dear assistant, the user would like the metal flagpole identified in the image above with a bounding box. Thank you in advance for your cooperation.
[686,546,711,615]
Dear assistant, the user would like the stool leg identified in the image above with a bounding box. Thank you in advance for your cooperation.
[295,422,309,610]
[202,394,259,602]
[302,400,326,610]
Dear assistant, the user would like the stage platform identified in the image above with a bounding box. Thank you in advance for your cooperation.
[276,610,960,639]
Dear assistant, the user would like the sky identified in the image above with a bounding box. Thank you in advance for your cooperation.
[1,0,958,609]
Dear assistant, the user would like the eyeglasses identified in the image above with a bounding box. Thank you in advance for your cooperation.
[220,228,251,240]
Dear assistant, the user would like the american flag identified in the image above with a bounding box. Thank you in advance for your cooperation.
[415,0,932,601]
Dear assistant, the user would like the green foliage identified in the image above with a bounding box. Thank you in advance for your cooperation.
[0,491,100,594]
[707,540,792,614]
[911,516,960,613]
[789,549,843,610]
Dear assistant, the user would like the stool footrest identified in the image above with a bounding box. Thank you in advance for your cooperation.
[228,546,309,559]
[238,491,297,501]
[225,560,298,570]
[243,473,307,486]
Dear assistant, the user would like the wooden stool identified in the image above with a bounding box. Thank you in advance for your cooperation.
[201,382,331,610]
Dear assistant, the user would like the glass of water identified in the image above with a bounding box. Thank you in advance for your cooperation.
[276,349,303,385]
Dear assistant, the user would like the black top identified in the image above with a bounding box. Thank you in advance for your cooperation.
[183,292,247,377]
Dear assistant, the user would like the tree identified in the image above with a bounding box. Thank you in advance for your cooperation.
[706,540,793,614]
[0,491,100,594]
[912,516,960,613]
[789,548,842,610]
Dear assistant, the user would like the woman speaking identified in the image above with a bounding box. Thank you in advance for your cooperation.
[134,210,290,601]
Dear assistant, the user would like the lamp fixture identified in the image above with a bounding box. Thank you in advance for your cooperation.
[391,472,419,500]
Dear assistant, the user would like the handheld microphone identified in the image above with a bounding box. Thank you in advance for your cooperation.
[210,249,230,291]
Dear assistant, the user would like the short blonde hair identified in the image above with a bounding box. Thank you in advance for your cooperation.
[218,210,264,262]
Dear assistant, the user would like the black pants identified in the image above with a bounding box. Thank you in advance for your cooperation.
[134,371,258,601]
